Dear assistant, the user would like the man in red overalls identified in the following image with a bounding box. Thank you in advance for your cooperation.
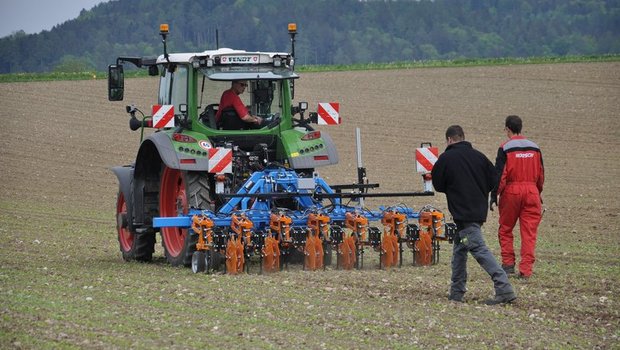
[490,115,544,279]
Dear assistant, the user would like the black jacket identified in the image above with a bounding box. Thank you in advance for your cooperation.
[431,141,497,223]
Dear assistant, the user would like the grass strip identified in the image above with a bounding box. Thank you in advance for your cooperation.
[0,54,618,83]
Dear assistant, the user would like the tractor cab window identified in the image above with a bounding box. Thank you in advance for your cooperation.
[197,71,283,129]
[250,80,281,119]
[158,64,188,113]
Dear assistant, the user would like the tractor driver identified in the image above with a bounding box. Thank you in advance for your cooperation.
[215,80,263,129]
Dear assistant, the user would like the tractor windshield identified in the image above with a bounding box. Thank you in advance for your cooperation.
[197,70,285,124]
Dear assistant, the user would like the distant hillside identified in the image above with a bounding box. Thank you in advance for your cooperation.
[0,0,619,73]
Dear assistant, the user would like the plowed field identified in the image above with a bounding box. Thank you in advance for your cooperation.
[1,63,618,349]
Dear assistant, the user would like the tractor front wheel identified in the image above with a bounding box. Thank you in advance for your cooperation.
[159,168,213,267]
[116,191,155,262]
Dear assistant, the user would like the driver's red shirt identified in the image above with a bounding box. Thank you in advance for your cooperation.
[215,89,248,123]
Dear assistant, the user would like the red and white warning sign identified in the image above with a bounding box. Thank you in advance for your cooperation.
[208,148,232,174]
[152,105,175,128]
[317,102,341,125]
[415,146,439,173]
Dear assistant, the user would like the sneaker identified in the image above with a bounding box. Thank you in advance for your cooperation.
[448,294,464,303]
[484,293,517,305]
[502,264,515,274]
[516,273,530,280]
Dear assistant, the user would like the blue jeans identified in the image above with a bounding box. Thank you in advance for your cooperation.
[451,223,514,298]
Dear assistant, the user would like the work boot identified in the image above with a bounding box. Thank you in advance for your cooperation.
[502,264,515,275]
[516,273,530,280]
[448,293,464,303]
[484,293,516,305]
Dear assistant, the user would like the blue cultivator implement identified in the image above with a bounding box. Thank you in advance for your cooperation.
[154,166,457,274]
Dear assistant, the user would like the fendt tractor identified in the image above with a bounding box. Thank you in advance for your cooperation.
[107,23,455,274]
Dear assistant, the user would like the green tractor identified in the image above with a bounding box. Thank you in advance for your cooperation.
[108,23,339,267]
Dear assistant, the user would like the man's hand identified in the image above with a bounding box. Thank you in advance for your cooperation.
[489,196,497,211]
[255,116,262,125]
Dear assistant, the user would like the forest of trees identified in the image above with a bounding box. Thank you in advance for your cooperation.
[0,0,618,73]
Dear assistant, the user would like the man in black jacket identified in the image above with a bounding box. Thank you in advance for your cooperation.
[432,125,516,305]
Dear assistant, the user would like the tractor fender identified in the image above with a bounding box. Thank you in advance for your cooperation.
[289,131,339,169]
[111,165,135,229]
[320,132,339,164]
[142,132,210,171]
[111,165,134,205]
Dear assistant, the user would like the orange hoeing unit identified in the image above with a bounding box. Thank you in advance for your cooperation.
[381,210,407,238]
[415,211,438,266]
[225,214,253,274]
[431,210,445,239]
[381,210,405,268]
[231,213,254,246]
[262,236,280,273]
[339,235,356,270]
[270,212,292,244]
[192,215,214,251]
[264,212,289,273]
[304,213,329,270]
[308,212,330,240]
[226,236,245,275]
[345,211,368,242]
[340,212,368,270]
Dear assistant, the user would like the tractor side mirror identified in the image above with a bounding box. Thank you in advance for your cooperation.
[108,64,124,101]
[148,65,159,76]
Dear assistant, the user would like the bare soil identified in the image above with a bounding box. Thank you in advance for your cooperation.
[0,62,618,349]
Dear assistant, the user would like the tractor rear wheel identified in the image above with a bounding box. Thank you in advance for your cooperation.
[116,191,155,262]
[160,168,214,267]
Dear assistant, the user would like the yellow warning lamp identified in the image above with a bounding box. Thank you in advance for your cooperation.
[288,23,297,60]
[288,23,297,35]
[160,24,169,35]
[159,24,170,62]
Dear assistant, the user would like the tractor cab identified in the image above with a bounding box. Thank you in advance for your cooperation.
[193,50,299,131]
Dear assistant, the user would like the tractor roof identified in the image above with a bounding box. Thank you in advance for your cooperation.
[155,48,291,65]
[156,48,298,80]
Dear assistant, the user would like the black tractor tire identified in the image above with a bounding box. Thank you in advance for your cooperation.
[116,191,155,262]
[159,168,214,267]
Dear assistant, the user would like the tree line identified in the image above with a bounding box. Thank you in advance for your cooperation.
[0,0,618,73]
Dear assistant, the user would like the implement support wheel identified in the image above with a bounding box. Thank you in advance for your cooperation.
[191,250,209,273]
